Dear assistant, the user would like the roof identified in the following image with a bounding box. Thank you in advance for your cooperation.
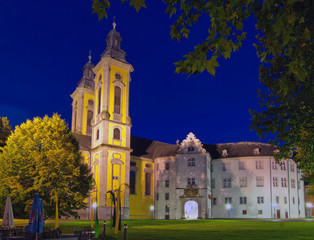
[130,136,154,157]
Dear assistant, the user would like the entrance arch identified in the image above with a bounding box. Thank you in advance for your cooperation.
[184,201,198,219]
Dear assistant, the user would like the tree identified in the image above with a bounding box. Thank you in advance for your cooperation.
[0,114,92,218]
[0,117,12,149]
[91,0,313,180]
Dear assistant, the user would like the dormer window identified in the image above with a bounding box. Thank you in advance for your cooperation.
[188,146,194,152]
[222,149,228,157]
[254,148,261,155]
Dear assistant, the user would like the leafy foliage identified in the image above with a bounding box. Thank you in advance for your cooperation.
[0,114,92,218]
[0,117,12,149]
[91,0,313,180]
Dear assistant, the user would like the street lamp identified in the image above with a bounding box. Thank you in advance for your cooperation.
[272,203,278,218]
[150,205,154,219]
[226,204,231,218]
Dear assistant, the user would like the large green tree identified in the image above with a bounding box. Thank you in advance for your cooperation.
[92,0,313,180]
[0,117,12,149]
[0,114,92,218]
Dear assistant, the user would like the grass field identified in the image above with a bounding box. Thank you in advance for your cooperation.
[3,219,314,240]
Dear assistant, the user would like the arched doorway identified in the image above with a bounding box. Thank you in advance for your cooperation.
[184,201,198,219]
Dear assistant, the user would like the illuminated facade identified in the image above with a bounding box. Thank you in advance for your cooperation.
[71,25,305,219]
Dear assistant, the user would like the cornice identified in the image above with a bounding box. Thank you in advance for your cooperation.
[91,143,133,153]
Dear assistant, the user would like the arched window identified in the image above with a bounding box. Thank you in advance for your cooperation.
[98,87,101,114]
[114,86,121,114]
[86,110,93,134]
[73,101,77,132]
[113,128,120,140]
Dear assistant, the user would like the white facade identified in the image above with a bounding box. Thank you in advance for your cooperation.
[149,134,305,219]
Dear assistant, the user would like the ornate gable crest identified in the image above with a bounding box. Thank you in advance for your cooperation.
[183,185,199,197]
[177,132,206,154]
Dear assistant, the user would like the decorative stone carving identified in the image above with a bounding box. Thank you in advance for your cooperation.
[113,113,122,122]
[177,132,206,154]
[183,185,199,197]
[101,111,110,120]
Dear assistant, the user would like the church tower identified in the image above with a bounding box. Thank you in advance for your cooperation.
[71,53,95,136]
[91,22,133,219]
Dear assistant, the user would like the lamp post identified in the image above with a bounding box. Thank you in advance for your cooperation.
[226,204,231,218]
[150,205,154,219]
[306,203,313,218]
[272,203,278,219]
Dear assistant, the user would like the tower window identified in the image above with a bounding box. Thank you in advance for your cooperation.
[96,129,100,140]
[113,128,120,140]
[73,101,77,132]
[114,86,121,114]
[97,87,101,114]
[115,73,122,80]
[86,110,93,135]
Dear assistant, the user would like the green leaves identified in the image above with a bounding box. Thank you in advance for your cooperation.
[0,114,92,218]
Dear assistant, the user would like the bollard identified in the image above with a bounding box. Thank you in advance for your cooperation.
[123,224,127,240]
[103,221,106,237]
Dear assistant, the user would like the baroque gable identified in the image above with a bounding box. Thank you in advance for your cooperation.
[177,132,206,154]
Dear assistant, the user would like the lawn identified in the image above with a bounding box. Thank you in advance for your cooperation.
[5,219,314,240]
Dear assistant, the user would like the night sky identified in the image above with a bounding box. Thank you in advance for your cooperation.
[1,0,264,145]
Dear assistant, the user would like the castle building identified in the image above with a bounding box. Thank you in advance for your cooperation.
[71,24,305,219]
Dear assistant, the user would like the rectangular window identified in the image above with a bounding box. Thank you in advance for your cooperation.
[239,161,246,170]
[258,210,263,215]
[257,196,264,204]
[187,178,196,186]
[273,177,278,187]
[256,176,264,187]
[165,193,169,200]
[239,177,247,187]
[240,197,247,204]
[130,170,136,194]
[211,179,215,189]
[156,163,159,171]
[165,205,169,213]
[281,178,287,187]
[256,160,263,169]
[276,196,279,203]
[156,193,159,201]
[281,162,286,170]
[293,197,295,204]
[272,161,278,170]
[213,198,217,205]
[291,179,296,188]
[165,180,169,188]
[242,210,247,215]
[222,162,231,171]
[165,162,169,170]
[145,172,151,196]
[188,158,195,167]
[284,197,287,204]
[290,163,295,172]
[225,197,232,204]
[223,178,232,188]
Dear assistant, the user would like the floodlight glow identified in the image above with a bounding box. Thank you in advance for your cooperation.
[272,203,278,207]
[93,203,97,208]
[150,205,154,211]
[306,203,313,208]
[226,204,231,210]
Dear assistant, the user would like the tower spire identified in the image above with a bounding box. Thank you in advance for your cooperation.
[88,50,92,63]
[112,16,116,30]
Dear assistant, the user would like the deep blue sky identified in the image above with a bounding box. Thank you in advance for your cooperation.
[0,0,264,145]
